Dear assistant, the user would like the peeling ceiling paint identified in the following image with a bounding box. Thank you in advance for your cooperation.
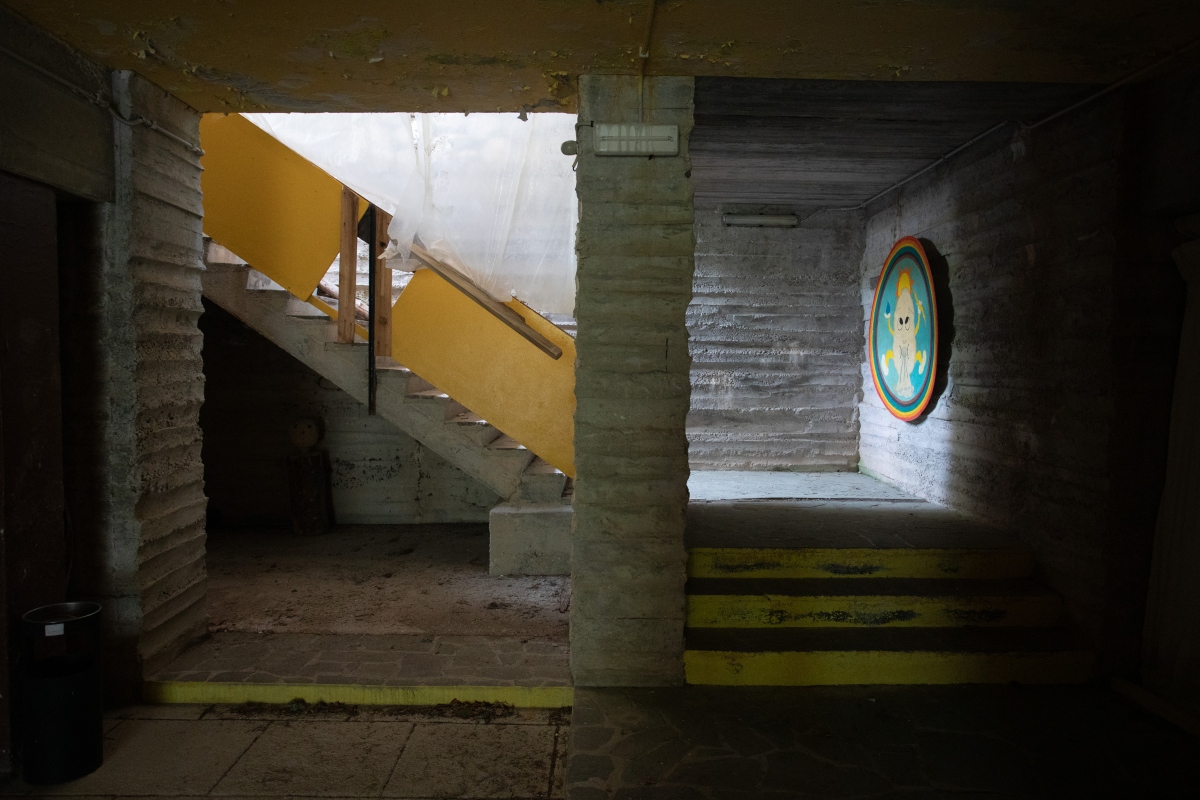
[4,0,1199,113]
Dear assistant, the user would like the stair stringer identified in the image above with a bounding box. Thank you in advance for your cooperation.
[202,262,532,500]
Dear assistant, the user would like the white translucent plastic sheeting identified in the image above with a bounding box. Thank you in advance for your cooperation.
[243,112,578,316]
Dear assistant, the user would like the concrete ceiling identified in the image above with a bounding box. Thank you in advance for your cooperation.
[691,78,1093,206]
[2,1,1199,113]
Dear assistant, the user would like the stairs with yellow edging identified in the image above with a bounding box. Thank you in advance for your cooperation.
[203,256,573,558]
[683,496,1094,686]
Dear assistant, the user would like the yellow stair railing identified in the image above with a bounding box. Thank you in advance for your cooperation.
[199,113,576,477]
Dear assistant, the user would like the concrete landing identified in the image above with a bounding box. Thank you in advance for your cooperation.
[206,525,569,641]
[687,471,1018,551]
[688,470,911,501]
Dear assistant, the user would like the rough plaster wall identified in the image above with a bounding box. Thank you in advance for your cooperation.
[85,71,208,684]
[572,75,694,686]
[688,204,863,470]
[199,303,498,526]
[857,101,1124,634]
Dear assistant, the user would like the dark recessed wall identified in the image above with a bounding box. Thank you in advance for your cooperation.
[199,302,499,528]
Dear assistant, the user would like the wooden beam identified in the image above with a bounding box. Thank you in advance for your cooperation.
[337,186,359,344]
[374,207,393,358]
[407,242,563,360]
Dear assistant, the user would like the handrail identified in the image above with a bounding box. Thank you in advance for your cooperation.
[406,243,564,360]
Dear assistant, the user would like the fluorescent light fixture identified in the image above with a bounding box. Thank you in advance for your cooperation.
[722,214,798,227]
[594,123,679,156]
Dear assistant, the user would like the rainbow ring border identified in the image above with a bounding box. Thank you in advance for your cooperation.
[868,236,939,422]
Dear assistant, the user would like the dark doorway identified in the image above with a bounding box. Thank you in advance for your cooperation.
[0,170,70,771]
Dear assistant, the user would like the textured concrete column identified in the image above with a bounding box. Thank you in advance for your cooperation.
[78,71,208,695]
[571,75,695,686]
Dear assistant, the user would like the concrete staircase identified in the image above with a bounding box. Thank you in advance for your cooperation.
[682,495,1093,685]
[202,257,572,575]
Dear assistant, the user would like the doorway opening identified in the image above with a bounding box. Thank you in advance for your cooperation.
[154,111,578,704]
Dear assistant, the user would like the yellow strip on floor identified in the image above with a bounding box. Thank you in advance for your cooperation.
[144,681,574,708]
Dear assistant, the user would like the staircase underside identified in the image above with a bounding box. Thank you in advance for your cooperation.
[202,258,572,575]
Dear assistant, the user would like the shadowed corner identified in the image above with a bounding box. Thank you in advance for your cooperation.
[916,236,954,424]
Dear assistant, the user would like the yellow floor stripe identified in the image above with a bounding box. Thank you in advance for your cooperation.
[684,649,1093,686]
[688,548,1034,580]
[686,593,1062,628]
[144,681,574,708]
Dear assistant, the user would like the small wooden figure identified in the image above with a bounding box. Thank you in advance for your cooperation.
[286,417,332,535]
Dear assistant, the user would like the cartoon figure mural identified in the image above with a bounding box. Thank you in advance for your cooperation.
[881,269,927,400]
[869,237,938,421]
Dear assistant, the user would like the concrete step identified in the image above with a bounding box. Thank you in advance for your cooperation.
[284,297,331,319]
[687,546,1035,580]
[515,458,569,503]
[687,498,1033,580]
[488,435,527,451]
[202,267,535,500]
[685,578,1063,628]
[489,502,572,577]
[687,499,1023,550]
[375,356,407,371]
[449,411,502,447]
[684,627,1093,686]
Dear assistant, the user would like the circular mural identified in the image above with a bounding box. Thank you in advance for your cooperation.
[869,237,938,421]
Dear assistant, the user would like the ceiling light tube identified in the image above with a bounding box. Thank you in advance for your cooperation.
[722,214,798,227]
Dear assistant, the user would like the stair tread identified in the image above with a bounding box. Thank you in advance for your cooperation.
[685,626,1089,654]
[687,499,1025,551]
[375,356,408,371]
[407,389,449,399]
[685,578,1058,598]
[451,411,487,425]
[524,457,562,476]
[489,435,527,451]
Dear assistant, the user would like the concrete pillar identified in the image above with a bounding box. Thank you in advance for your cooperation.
[570,75,695,686]
[77,71,208,695]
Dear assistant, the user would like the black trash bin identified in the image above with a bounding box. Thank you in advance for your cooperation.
[18,601,104,785]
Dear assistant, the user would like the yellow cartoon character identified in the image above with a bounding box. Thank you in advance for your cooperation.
[881,269,928,400]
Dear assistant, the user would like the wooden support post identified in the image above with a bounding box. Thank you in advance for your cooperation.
[374,207,394,358]
[337,186,359,343]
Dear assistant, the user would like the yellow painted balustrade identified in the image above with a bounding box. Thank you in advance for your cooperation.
[199,113,364,299]
[392,269,576,477]
[200,113,576,476]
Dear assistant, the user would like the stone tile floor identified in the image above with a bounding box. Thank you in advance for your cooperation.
[566,684,1200,799]
[152,632,571,687]
[4,686,1196,798]
[1,702,569,798]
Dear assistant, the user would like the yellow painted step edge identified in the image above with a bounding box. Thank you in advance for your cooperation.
[688,547,1035,580]
[686,593,1062,628]
[684,649,1093,686]
[144,681,574,709]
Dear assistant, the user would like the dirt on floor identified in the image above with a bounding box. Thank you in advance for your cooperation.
[204,524,569,641]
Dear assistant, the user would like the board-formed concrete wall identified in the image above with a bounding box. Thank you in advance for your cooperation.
[688,204,863,470]
[200,302,499,526]
[61,70,210,690]
[571,75,694,686]
[857,93,1184,666]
